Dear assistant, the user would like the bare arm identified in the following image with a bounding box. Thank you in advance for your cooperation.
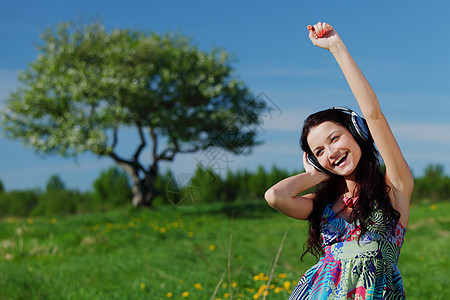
[308,22,414,227]
[265,153,329,220]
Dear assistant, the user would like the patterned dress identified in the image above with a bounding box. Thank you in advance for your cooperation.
[289,204,406,300]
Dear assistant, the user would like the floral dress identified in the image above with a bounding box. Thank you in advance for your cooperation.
[289,204,406,300]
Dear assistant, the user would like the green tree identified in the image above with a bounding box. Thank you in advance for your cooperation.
[93,166,132,207]
[2,21,267,207]
[0,179,4,194]
[46,174,66,192]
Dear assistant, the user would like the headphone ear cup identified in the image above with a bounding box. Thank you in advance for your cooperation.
[307,154,328,174]
[351,112,371,142]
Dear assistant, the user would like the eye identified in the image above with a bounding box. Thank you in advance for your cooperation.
[315,149,323,157]
[331,135,340,142]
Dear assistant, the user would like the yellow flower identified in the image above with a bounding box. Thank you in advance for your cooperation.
[160,228,167,233]
[27,218,33,225]
[140,283,145,291]
[224,293,229,298]
[278,273,287,278]
[194,283,203,290]
[258,284,267,292]
[222,283,227,289]
[274,287,282,293]
[166,292,173,298]
[187,232,194,237]
[50,218,57,224]
[430,204,437,210]
[232,282,238,287]
[182,291,189,297]
[283,281,291,290]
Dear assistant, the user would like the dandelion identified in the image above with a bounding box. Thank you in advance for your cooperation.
[50,218,57,224]
[222,283,227,289]
[194,283,203,290]
[224,293,229,298]
[140,283,146,291]
[430,204,437,210]
[160,228,167,233]
[278,273,287,278]
[253,273,265,281]
[182,291,189,297]
[274,287,282,293]
[283,281,291,290]
[166,292,173,298]
[187,232,194,237]
[232,282,238,288]
[27,218,33,225]
[209,244,215,251]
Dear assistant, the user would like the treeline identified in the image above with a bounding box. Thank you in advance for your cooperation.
[0,164,449,217]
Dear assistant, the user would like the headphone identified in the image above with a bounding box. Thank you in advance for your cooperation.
[306,107,371,174]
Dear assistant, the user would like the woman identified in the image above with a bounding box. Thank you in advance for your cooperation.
[264,22,414,299]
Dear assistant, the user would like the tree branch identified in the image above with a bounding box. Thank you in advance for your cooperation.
[109,151,146,176]
[149,126,158,163]
[111,126,118,150]
[133,123,146,162]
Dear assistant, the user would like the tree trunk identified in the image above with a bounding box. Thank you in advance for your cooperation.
[113,158,160,208]
[130,163,159,207]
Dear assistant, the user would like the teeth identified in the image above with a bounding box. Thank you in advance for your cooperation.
[334,153,347,166]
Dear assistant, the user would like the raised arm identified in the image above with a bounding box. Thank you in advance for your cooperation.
[307,22,414,227]
[264,153,329,220]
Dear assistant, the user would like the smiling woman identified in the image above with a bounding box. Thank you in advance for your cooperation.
[264,22,414,299]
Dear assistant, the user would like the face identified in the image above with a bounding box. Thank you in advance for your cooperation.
[307,121,362,178]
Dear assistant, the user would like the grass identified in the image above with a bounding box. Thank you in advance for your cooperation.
[0,200,448,299]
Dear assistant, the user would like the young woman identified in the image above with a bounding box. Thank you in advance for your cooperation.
[264,22,414,299]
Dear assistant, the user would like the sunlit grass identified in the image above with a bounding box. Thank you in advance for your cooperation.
[0,201,448,299]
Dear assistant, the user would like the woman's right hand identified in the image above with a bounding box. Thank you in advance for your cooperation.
[303,152,330,180]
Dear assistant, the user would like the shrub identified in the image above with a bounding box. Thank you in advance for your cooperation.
[92,166,132,208]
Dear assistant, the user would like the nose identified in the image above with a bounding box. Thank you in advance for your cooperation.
[328,146,340,161]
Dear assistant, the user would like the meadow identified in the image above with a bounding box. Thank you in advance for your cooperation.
[0,200,448,299]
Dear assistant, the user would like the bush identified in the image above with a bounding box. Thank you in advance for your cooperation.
[0,190,40,217]
[92,166,132,209]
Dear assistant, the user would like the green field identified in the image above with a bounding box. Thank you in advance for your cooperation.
[0,200,448,299]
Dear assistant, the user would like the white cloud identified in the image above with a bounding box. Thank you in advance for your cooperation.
[391,122,450,144]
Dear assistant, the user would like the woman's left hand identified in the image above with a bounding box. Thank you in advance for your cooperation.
[307,22,342,51]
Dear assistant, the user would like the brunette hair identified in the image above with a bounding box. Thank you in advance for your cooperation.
[299,109,400,260]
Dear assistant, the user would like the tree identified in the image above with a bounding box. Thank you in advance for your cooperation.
[46,174,66,192]
[2,21,268,207]
[93,166,132,207]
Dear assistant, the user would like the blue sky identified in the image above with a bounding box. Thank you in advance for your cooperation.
[1,0,449,191]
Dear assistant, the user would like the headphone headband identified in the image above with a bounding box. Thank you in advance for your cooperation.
[331,107,370,142]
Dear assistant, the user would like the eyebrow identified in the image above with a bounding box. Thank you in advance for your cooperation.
[312,130,341,153]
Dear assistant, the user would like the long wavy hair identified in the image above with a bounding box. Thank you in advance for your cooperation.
[299,109,400,260]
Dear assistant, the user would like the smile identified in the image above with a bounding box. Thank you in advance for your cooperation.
[333,152,348,167]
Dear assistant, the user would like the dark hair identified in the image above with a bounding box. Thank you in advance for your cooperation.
[299,109,400,260]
